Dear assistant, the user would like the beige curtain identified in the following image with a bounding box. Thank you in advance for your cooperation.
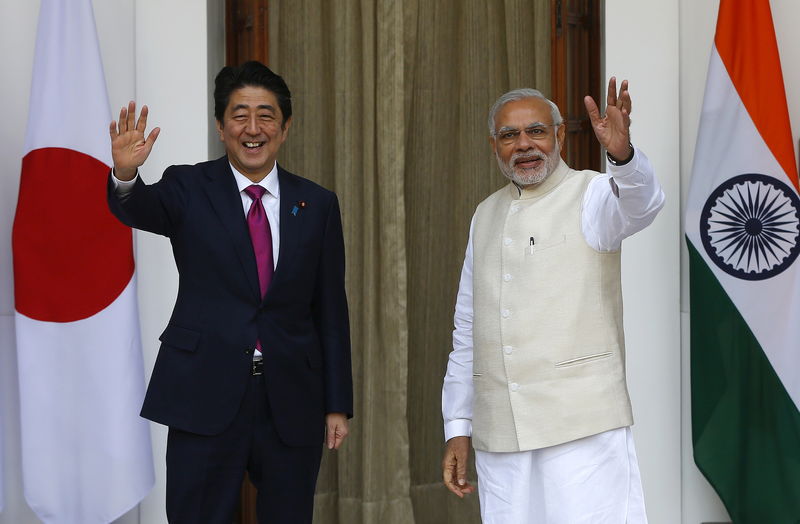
[269,2,550,522]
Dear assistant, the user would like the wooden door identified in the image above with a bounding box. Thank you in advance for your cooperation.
[226,0,269,67]
[551,0,602,171]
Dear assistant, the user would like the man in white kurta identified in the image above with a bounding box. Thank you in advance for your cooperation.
[441,80,664,523]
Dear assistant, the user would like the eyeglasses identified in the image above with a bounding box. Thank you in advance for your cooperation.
[493,123,561,146]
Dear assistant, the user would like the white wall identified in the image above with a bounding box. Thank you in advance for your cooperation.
[132,2,217,521]
[0,2,42,521]
[677,3,730,522]
[604,2,683,523]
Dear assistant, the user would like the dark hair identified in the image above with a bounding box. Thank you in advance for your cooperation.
[214,61,292,126]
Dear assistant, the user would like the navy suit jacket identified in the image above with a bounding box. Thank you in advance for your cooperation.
[108,157,353,446]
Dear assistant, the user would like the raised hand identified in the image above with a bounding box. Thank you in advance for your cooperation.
[584,77,633,161]
[109,101,160,181]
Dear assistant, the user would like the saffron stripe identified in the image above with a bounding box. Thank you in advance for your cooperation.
[714,0,798,190]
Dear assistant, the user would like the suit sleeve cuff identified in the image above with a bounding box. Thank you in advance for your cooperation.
[444,419,472,442]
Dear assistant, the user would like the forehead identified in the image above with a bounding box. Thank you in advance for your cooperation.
[226,85,281,115]
[494,97,553,130]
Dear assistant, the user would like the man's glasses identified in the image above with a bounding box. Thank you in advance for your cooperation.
[493,123,561,146]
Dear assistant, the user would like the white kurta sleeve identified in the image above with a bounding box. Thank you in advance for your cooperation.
[442,216,476,441]
[581,148,665,251]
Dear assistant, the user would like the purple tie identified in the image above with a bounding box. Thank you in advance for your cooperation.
[244,185,274,298]
[245,185,273,354]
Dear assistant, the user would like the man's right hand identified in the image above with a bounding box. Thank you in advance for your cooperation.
[109,101,160,181]
[442,436,475,498]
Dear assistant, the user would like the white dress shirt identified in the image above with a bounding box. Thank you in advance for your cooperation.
[442,149,665,441]
[229,162,281,268]
[112,162,282,356]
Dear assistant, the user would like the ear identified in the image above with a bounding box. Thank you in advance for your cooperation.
[556,123,566,150]
[489,135,497,155]
[215,119,224,141]
[281,116,293,136]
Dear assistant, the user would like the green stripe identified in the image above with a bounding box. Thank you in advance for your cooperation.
[688,240,800,523]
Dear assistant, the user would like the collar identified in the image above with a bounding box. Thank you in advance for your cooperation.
[229,162,280,199]
[507,159,570,200]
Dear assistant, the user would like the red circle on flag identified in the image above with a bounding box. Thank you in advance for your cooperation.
[13,147,134,322]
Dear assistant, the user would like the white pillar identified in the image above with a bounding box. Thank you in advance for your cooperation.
[130,1,216,521]
[604,2,683,523]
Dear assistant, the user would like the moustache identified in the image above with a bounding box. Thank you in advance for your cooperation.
[510,151,546,166]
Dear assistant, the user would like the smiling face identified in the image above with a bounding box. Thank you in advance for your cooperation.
[216,85,291,182]
[490,97,565,187]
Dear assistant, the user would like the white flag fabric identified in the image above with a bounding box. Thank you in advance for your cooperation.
[12,0,154,522]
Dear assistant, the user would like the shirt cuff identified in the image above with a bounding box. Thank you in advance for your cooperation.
[606,142,634,166]
[444,419,472,441]
[112,169,139,194]
[607,147,643,183]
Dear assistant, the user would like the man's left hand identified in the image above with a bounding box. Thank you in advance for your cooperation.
[325,413,349,450]
[584,76,633,161]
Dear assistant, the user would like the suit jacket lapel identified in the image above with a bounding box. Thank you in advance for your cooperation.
[202,157,261,300]
[272,166,305,291]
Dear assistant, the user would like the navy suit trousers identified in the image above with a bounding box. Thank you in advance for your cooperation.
[165,372,323,523]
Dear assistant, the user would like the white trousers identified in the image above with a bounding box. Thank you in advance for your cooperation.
[475,427,647,524]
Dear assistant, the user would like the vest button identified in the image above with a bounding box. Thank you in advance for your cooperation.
[503,273,512,282]
[503,237,513,246]
[501,309,510,318]
[510,382,519,392]
[503,345,513,355]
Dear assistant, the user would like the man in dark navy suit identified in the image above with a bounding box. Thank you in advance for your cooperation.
[107,61,352,523]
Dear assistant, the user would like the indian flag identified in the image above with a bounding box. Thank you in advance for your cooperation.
[685,0,800,521]
[11,0,154,522]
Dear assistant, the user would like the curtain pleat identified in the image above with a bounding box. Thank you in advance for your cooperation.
[269,2,550,522]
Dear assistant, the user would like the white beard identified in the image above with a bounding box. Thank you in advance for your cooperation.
[496,143,561,187]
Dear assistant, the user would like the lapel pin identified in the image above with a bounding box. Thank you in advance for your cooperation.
[291,200,307,216]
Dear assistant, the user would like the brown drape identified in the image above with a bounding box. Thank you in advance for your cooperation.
[268,2,550,522]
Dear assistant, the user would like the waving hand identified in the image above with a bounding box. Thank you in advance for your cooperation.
[109,101,160,181]
[583,77,633,162]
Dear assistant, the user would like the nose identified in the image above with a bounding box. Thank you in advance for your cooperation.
[246,115,259,135]
[515,130,535,151]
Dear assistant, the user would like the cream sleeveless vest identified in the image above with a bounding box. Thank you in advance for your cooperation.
[471,160,633,452]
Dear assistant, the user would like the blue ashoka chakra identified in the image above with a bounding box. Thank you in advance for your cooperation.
[700,174,800,281]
